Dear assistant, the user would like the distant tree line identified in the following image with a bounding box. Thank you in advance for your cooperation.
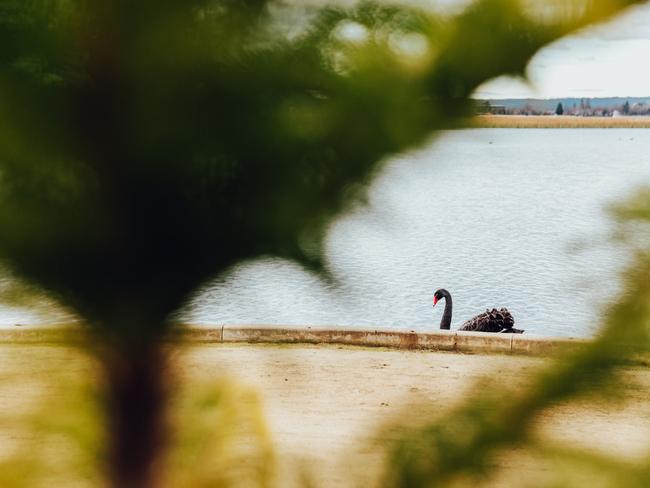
[479,99,650,116]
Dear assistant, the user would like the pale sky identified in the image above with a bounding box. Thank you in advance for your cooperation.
[473,2,650,99]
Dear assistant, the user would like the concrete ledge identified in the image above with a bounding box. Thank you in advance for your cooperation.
[219,325,460,350]
[511,334,586,355]
[0,324,590,356]
[174,325,224,343]
[214,324,587,356]
[0,326,81,344]
[455,330,513,354]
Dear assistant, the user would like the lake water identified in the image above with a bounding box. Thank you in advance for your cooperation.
[2,129,650,336]
[183,129,650,337]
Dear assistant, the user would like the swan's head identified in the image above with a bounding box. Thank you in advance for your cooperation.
[433,288,446,307]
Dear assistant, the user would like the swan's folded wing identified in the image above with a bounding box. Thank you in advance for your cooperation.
[459,308,516,333]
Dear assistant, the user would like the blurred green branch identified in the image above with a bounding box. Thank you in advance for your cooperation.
[527,443,650,488]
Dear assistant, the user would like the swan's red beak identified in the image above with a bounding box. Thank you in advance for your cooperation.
[433,296,438,307]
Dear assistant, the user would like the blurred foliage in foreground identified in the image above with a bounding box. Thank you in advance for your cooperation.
[1,0,650,486]
[0,345,274,488]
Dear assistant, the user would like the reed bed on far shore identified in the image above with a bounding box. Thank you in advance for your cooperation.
[472,115,650,128]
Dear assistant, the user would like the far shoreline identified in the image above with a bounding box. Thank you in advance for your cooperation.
[470,114,650,128]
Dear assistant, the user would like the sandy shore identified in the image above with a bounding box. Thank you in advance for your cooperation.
[1,343,649,486]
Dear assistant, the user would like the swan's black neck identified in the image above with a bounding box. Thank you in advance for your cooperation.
[438,289,452,330]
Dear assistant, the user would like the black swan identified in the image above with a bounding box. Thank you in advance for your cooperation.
[432,288,524,333]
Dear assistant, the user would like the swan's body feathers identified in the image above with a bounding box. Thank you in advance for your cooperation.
[458,307,518,333]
